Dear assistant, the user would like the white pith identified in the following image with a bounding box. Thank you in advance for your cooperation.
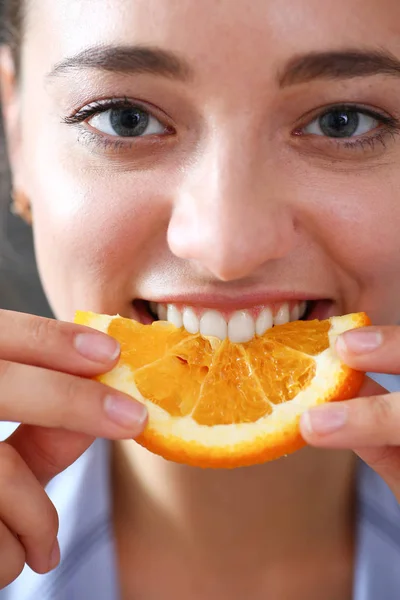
[92,313,360,450]
[149,301,308,343]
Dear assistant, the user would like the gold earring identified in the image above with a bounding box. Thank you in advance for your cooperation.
[10,189,32,225]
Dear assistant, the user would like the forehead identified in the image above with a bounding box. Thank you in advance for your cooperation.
[27,0,400,71]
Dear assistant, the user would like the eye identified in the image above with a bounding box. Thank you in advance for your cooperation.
[303,108,380,138]
[88,106,166,137]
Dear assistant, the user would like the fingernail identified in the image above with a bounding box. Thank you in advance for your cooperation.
[104,394,147,429]
[74,333,120,362]
[301,405,348,436]
[49,539,60,571]
[337,329,382,355]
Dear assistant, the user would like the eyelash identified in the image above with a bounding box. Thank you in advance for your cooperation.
[295,104,400,152]
[63,97,173,150]
[63,99,400,154]
[341,129,398,152]
[64,97,136,124]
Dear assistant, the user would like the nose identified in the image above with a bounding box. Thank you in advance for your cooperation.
[167,134,297,282]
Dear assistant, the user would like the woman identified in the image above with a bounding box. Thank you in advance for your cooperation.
[0,0,400,598]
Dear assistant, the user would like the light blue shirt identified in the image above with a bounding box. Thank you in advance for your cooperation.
[2,373,400,599]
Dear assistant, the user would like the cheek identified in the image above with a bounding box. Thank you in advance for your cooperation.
[325,187,399,275]
[28,155,170,319]
[301,170,400,321]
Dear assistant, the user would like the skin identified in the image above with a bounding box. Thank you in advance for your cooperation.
[1,0,400,597]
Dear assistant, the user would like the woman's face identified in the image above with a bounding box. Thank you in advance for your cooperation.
[3,0,400,336]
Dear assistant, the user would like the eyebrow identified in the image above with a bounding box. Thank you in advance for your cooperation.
[48,45,400,89]
[48,45,192,80]
[279,49,400,86]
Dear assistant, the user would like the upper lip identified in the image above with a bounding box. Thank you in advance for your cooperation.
[139,291,327,309]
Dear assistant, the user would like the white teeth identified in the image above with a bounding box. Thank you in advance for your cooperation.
[200,310,228,340]
[290,304,300,322]
[228,311,255,343]
[298,301,308,319]
[183,307,200,334]
[274,303,290,325]
[255,308,273,336]
[167,304,183,328]
[157,304,168,321]
[163,300,310,340]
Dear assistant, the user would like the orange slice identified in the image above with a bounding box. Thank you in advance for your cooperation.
[75,311,369,468]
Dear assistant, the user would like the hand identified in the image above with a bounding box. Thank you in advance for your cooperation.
[300,325,400,502]
[0,310,147,588]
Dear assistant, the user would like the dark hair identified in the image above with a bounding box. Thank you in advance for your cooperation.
[0,0,23,67]
[0,1,23,264]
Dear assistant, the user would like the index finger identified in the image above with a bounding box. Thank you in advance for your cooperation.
[336,326,400,374]
[0,310,120,375]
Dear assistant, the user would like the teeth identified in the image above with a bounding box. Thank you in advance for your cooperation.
[183,307,200,334]
[290,304,300,321]
[273,303,290,326]
[157,304,168,321]
[167,304,183,328]
[299,301,308,319]
[162,300,310,341]
[255,308,273,336]
[200,310,228,340]
[228,311,255,343]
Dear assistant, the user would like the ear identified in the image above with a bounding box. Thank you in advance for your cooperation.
[0,45,24,190]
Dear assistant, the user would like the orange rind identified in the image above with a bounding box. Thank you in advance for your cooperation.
[75,311,369,468]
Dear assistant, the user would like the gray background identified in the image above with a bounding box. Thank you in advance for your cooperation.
[0,115,51,316]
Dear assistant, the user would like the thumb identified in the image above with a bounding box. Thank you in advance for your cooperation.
[6,424,94,487]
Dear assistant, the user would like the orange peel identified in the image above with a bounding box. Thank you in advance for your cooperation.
[75,311,369,468]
